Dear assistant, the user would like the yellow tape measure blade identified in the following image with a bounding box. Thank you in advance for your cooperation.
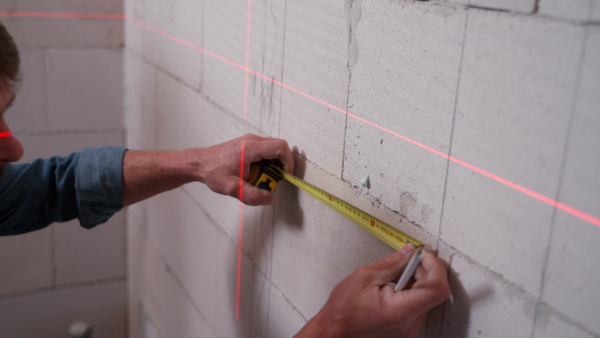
[275,168,421,250]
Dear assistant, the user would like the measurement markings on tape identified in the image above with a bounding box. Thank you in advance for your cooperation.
[261,165,421,251]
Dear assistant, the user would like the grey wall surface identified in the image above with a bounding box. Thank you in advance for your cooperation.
[0,2,126,337]
[125,0,600,337]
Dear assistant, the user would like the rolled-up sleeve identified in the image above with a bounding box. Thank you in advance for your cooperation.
[0,147,127,236]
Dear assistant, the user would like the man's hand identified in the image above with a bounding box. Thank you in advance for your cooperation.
[188,134,294,206]
[295,244,450,338]
[122,134,293,206]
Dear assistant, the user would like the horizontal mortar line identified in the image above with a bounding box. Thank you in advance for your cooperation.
[0,276,126,300]
[2,11,599,229]
[0,10,124,20]
[13,128,124,137]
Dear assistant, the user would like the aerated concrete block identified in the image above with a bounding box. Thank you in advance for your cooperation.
[441,11,584,295]
[144,189,261,337]
[533,304,597,338]
[138,0,203,90]
[593,1,600,21]
[2,17,123,48]
[0,281,126,338]
[203,0,247,116]
[7,48,48,133]
[54,213,126,286]
[539,0,600,21]
[129,223,216,338]
[542,26,600,336]
[264,283,308,337]
[344,1,466,235]
[245,0,286,135]
[0,228,52,295]
[125,53,158,150]
[1,0,122,13]
[278,0,350,177]
[46,49,123,131]
[442,253,536,337]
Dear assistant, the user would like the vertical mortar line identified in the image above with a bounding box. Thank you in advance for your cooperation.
[533,0,540,14]
[437,8,469,246]
[529,16,591,338]
[341,0,354,181]
[433,9,469,338]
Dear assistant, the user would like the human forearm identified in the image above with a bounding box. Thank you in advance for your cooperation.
[122,149,198,206]
[122,134,294,207]
[294,310,348,338]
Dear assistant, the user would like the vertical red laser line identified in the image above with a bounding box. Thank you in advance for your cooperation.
[237,0,253,320]
[3,12,598,228]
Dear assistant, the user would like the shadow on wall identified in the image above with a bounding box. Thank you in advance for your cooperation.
[442,266,493,337]
[228,151,307,337]
[275,149,307,227]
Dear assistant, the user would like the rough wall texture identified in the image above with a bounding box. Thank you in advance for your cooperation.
[125,0,600,337]
[0,2,126,337]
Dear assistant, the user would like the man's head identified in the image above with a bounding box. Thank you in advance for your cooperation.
[0,21,23,178]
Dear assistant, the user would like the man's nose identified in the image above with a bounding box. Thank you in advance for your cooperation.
[0,131,24,162]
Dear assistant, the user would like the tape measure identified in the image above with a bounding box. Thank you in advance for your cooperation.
[248,160,421,250]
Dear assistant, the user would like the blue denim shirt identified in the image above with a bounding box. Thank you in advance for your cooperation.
[0,147,127,236]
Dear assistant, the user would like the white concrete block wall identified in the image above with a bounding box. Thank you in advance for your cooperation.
[124,1,600,338]
[0,2,125,337]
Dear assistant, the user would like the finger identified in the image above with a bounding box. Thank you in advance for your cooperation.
[245,139,294,174]
[240,181,274,206]
[367,243,416,285]
[414,252,448,284]
[393,252,450,314]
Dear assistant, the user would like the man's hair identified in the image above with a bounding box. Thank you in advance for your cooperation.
[0,21,20,86]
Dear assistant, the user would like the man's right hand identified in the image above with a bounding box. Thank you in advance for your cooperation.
[294,244,450,338]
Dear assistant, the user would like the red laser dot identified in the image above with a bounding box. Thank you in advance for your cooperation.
[0,131,12,138]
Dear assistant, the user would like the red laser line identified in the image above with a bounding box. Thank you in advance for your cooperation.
[0,131,12,138]
[0,11,124,20]
[236,140,246,320]
[4,12,598,228]
[128,17,247,73]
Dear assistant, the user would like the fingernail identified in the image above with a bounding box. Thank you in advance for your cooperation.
[401,242,415,253]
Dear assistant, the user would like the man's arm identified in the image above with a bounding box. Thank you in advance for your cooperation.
[295,244,450,338]
[122,134,294,206]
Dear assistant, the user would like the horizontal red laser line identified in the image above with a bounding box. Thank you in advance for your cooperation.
[0,131,12,138]
[4,12,599,228]
[0,11,124,20]
[138,20,599,228]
